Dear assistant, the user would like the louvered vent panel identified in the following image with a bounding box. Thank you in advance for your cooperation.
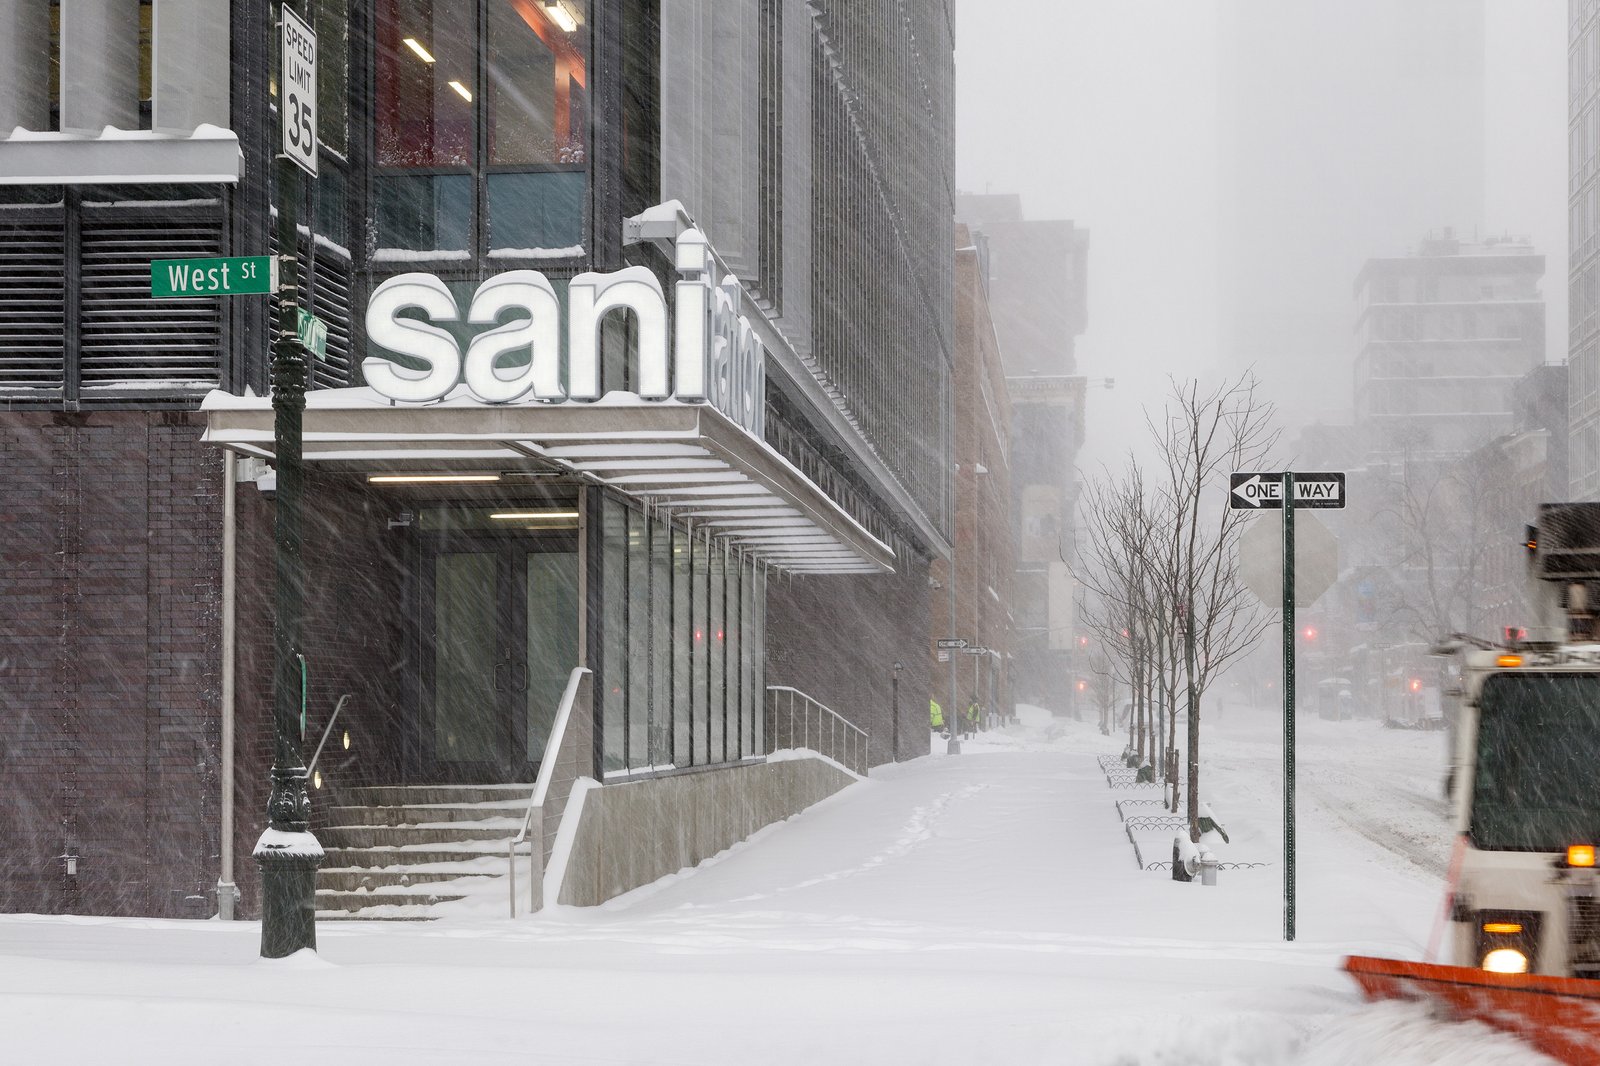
[267,224,355,391]
[0,206,67,397]
[309,239,353,390]
[79,208,224,393]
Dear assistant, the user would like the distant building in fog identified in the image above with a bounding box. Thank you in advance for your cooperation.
[954,194,1089,711]
[1571,1,1600,497]
[951,194,1088,375]
[1352,231,1545,463]
[1217,0,1486,426]
[931,224,1016,724]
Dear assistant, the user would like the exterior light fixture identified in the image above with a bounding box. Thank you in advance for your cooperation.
[403,37,435,63]
[368,474,500,484]
[342,730,350,751]
[313,770,322,789]
[448,80,472,102]
[542,1,580,32]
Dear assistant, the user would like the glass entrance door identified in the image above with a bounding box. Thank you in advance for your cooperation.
[418,509,580,783]
[426,548,517,781]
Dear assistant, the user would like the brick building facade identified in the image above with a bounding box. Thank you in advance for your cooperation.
[0,1,956,917]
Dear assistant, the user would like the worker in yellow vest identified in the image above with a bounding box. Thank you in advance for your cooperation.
[930,698,944,734]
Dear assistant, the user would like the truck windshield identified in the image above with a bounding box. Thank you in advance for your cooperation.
[1473,672,1600,851]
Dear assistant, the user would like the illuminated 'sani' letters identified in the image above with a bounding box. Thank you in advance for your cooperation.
[362,229,764,436]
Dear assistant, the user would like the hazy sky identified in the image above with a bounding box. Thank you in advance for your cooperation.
[955,1,1567,471]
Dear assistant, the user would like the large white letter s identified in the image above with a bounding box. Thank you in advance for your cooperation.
[363,273,462,403]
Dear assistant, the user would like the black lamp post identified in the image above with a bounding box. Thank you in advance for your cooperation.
[891,661,902,759]
[255,0,322,958]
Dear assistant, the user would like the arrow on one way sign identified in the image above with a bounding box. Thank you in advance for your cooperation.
[1229,472,1345,510]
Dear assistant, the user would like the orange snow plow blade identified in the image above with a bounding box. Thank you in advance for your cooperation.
[1345,955,1600,1064]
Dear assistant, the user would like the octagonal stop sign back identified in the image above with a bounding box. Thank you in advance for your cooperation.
[1238,512,1339,608]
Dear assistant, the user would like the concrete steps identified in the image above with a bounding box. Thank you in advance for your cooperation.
[314,784,531,920]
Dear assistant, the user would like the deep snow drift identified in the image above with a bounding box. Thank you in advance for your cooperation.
[0,704,1553,1064]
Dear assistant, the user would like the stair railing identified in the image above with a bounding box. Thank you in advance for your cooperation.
[509,667,591,917]
[765,686,870,776]
[306,693,352,778]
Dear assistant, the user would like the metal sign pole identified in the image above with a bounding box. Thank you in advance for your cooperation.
[257,0,322,959]
[1282,471,1296,942]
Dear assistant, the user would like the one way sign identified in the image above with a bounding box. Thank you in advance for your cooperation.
[1229,471,1346,510]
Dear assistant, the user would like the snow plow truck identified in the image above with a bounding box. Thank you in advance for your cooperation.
[1346,502,1600,1063]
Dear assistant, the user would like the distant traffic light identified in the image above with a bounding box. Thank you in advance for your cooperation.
[1302,626,1317,641]
[1409,678,1422,693]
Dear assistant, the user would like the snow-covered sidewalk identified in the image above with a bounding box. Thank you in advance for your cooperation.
[0,708,1553,1064]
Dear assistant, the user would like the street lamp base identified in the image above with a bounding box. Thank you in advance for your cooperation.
[255,832,324,958]
[946,737,962,755]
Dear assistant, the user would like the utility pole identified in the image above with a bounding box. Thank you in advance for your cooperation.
[1282,471,1297,942]
[255,0,322,958]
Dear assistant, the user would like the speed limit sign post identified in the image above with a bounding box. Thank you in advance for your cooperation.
[280,6,317,176]
[259,0,324,961]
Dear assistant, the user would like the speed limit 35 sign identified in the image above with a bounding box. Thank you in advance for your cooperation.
[281,7,317,176]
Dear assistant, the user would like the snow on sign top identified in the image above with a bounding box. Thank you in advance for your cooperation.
[1228,471,1345,509]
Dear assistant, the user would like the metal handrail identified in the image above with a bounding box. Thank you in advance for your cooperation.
[764,685,870,776]
[306,694,351,777]
[509,667,590,917]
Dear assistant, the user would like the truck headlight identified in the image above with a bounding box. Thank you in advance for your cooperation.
[1482,948,1529,974]
[1475,909,1541,974]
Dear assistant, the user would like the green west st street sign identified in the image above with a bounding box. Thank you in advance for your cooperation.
[150,255,278,298]
[150,255,325,360]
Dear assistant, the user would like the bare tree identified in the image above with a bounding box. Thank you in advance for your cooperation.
[1152,375,1278,840]
[1373,446,1521,645]
[1076,460,1158,767]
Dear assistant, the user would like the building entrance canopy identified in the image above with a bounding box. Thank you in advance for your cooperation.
[200,387,893,575]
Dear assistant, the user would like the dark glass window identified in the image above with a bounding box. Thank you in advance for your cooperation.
[372,0,588,255]
[627,507,650,768]
[708,543,726,763]
[692,529,709,763]
[49,3,60,131]
[596,504,764,775]
[487,0,587,251]
[650,517,673,766]
[316,0,350,154]
[139,0,152,128]
[740,555,756,757]
[672,526,692,764]
[601,495,627,773]
[373,0,476,252]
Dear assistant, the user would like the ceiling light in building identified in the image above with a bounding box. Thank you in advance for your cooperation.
[368,473,501,484]
[403,37,436,63]
[448,80,472,102]
[542,1,581,32]
[489,511,580,521]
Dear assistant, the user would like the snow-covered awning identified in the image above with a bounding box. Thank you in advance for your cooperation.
[200,387,893,575]
[0,124,241,185]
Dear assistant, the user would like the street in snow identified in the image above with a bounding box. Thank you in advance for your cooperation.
[0,708,1550,1065]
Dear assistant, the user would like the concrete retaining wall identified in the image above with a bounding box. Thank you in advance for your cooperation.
[555,757,856,906]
